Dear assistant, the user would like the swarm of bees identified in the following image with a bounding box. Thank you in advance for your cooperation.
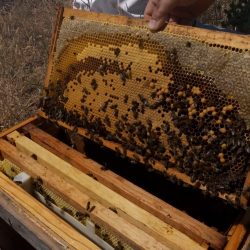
[42,22,250,208]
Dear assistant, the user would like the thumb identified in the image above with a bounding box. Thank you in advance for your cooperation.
[146,0,197,31]
[147,0,178,30]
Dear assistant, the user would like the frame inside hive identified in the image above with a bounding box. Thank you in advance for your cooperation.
[39,7,250,206]
[1,117,241,250]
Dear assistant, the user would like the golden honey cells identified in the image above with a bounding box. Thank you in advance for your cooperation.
[42,16,250,205]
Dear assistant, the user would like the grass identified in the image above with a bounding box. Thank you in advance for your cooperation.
[0,0,71,131]
[0,0,234,132]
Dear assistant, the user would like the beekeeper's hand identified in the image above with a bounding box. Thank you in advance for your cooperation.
[144,0,214,30]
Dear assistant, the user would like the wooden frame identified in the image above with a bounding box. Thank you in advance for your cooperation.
[0,115,37,139]
[39,6,250,205]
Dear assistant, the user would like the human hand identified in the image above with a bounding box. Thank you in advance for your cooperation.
[144,0,214,31]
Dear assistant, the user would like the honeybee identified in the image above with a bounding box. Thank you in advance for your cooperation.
[14,181,22,185]
[123,95,128,103]
[100,101,109,111]
[114,109,119,118]
[69,64,75,71]
[91,79,98,90]
[114,48,121,57]
[110,104,118,109]
[121,115,127,121]
[76,211,84,220]
[62,206,73,216]
[100,162,108,171]
[86,201,90,211]
[89,206,96,213]
[138,39,143,48]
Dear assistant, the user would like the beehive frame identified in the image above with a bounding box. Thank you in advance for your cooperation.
[1,114,250,250]
[39,7,250,207]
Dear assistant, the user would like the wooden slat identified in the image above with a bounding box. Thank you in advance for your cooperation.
[241,230,250,250]
[5,132,205,250]
[62,8,250,50]
[0,115,37,139]
[227,211,244,241]
[38,109,237,204]
[0,139,170,250]
[0,171,99,250]
[0,188,72,250]
[44,6,64,90]
[224,208,250,250]
[23,123,227,250]
[240,172,250,206]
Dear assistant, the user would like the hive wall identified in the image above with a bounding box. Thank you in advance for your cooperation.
[42,9,250,206]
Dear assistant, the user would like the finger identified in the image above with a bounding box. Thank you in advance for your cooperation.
[148,0,177,31]
[147,0,198,31]
[144,0,157,21]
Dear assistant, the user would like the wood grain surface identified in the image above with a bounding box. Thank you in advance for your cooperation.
[0,139,171,250]
[0,169,99,250]
[4,132,206,250]
[23,123,227,250]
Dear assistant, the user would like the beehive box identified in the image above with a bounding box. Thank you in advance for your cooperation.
[40,7,250,206]
[1,6,250,250]
[0,114,249,250]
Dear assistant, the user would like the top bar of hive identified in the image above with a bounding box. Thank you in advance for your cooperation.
[41,7,250,207]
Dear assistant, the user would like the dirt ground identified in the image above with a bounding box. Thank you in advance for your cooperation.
[0,0,238,131]
[0,0,71,131]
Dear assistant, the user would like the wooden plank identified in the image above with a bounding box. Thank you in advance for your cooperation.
[62,8,250,50]
[44,7,64,90]
[227,211,245,240]
[37,110,237,204]
[5,132,205,250]
[0,171,99,250]
[225,225,247,250]
[0,115,37,139]
[23,123,227,250]
[224,208,250,250]
[241,230,250,250]
[241,171,250,206]
[0,189,69,250]
[0,139,170,250]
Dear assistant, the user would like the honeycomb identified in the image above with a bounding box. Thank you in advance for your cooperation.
[42,10,250,205]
